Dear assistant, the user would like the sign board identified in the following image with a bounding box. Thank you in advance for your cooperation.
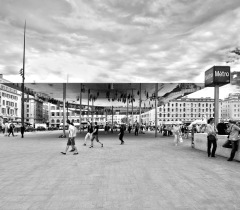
[205,66,230,87]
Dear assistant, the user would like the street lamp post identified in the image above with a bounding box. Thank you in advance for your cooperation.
[20,21,26,135]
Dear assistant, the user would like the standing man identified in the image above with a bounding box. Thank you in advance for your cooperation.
[118,124,125,145]
[205,118,218,158]
[61,120,79,155]
[83,121,93,146]
[89,122,103,148]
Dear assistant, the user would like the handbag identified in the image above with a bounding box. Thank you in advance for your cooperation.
[222,140,232,148]
[207,134,216,141]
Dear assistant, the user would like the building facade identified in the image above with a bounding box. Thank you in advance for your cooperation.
[221,93,240,121]
[0,75,21,124]
[141,97,219,125]
[48,104,106,127]
[24,95,44,126]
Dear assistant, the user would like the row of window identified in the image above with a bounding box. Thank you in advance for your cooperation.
[159,113,206,118]
[0,85,18,94]
[158,115,214,121]
[1,92,18,100]
[1,100,17,107]
[1,108,17,115]
[50,118,105,123]
[51,112,104,117]
[161,102,214,107]
[159,108,214,112]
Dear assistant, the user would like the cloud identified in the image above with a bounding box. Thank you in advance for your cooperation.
[1,0,240,83]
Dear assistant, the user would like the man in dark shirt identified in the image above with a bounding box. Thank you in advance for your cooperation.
[217,120,227,135]
[118,124,125,145]
[20,124,25,138]
[89,122,103,148]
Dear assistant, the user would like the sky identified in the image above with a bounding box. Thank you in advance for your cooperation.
[1,0,240,84]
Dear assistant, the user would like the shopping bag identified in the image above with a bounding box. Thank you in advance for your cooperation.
[179,136,183,143]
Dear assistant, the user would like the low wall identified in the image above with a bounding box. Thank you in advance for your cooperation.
[194,133,240,161]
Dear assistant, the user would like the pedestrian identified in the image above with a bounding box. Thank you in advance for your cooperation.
[104,124,108,134]
[191,125,197,147]
[205,118,218,158]
[83,121,93,146]
[222,120,240,161]
[128,124,131,133]
[4,122,9,136]
[183,125,189,139]
[89,122,103,148]
[172,124,182,146]
[2,123,5,134]
[61,120,79,155]
[8,123,15,137]
[20,124,25,138]
[134,122,139,136]
[118,124,125,145]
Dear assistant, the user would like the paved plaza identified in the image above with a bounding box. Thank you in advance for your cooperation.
[0,130,240,210]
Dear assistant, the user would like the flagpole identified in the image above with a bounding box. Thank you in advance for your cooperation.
[21,21,26,130]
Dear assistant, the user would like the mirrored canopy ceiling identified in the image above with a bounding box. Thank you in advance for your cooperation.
[5,83,205,107]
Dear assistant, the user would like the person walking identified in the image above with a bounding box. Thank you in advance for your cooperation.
[20,124,25,138]
[8,123,15,137]
[83,121,93,146]
[172,124,181,146]
[128,124,132,133]
[118,124,125,145]
[205,118,218,158]
[222,120,240,161]
[134,122,139,136]
[2,123,5,134]
[69,122,78,152]
[61,120,79,155]
[89,122,103,148]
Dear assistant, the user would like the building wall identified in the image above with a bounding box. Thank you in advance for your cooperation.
[221,93,240,121]
[25,95,43,126]
[48,104,106,127]
[141,97,219,125]
[0,83,21,124]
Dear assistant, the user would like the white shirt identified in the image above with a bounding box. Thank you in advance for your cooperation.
[205,124,217,135]
[68,124,76,138]
[229,124,240,141]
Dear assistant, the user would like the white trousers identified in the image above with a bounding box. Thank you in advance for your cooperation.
[84,132,92,143]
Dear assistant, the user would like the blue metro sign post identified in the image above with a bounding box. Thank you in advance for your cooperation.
[205,66,230,125]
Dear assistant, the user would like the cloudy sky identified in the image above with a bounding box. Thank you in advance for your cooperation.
[1,0,240,83]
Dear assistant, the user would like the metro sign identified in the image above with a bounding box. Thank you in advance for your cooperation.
[205,66,230,87]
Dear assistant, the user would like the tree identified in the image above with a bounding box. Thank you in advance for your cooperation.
[226,47,240,63]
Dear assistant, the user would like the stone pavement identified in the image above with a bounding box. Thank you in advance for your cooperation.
[0,130,240,210]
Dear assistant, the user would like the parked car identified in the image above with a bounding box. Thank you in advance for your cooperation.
[48,126,58,130]
[36,126,46,131]
[25,126,35,132]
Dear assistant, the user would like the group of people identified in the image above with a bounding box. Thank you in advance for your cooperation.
[1,122,16,137]
[206,118,240,161]
[61,118,240,161]
[61,120,127,155]
[1,122,26,138]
